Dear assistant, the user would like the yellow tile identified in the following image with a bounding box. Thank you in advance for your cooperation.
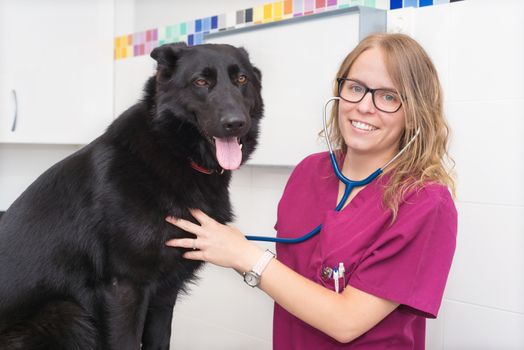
[254,5,263,23]
[264,3,273,20]
[274,1,283,21]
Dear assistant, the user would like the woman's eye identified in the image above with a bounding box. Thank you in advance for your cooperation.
[194,79,208,87]
[350,84,364,93]
[237,75,248,85]
[382,93,398,102]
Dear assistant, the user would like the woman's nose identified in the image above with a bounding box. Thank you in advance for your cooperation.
[357,91,376,114]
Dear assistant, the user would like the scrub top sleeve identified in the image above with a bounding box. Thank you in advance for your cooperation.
[348,186,457,319]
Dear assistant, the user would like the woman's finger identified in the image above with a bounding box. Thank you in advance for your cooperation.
[165,216,202,234]
[189,208,213,225]
[165,238,196,249]
[182,250,206,261]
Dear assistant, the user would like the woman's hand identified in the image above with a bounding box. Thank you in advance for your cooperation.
[165,209,264,273]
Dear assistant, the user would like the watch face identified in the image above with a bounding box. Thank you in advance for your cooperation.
[244,271,259,287]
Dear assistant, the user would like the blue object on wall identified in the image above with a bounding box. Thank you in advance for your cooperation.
[390,0,403,9]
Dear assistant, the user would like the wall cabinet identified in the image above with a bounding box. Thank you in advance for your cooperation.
[0,0,114,144]
[114,55,156,118]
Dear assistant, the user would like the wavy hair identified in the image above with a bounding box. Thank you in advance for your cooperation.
[322,33,455,221]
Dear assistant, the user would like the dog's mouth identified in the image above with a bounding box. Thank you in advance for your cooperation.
[213,137,243,170]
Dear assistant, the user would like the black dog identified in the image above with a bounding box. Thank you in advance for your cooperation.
[0,42,263,349]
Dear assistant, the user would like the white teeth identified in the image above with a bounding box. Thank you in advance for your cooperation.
[351,120,377,131]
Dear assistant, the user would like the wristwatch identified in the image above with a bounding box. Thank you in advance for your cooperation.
[243,250,275,287]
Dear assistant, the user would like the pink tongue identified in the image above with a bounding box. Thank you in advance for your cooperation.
[213,137,242,170]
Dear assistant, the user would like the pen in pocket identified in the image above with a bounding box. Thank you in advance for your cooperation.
[338,262,345,293]
[333,267,339,293]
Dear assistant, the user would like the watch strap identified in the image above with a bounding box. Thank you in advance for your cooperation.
[251,249,275,276]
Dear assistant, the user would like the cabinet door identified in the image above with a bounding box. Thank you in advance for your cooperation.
[0,0,114,144]
[0,5,15,137]
[114,55,157,118]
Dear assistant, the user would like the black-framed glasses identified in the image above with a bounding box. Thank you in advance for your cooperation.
[337,78,403,113]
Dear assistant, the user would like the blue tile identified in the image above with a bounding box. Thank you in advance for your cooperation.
[188,34,194,46]
[203,17,211,32]
[211,15,218,29]
[194,32,204,45]
[419,0,433,6]
[404,0,418,7]
[390,0,403,9]
[195,19,202,33]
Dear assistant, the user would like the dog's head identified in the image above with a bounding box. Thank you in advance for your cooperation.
[148,42,263,172]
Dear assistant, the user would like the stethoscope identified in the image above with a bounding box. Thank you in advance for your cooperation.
[245,97,420,244]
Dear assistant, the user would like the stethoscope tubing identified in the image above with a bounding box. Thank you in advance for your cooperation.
[245,97,419,244]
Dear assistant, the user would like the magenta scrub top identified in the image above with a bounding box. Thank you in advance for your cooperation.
[273,152,457,350]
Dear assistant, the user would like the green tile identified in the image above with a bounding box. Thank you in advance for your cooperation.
[180,23,187,35]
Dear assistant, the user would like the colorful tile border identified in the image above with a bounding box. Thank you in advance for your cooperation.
[114,0,462,60]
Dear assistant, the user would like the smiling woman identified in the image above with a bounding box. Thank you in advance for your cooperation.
[325,33,455,220]
[165,32,458,350]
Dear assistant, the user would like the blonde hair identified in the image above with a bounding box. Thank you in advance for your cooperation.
[323,33,455,221]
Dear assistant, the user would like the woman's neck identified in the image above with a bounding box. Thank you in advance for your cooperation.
[341,148,397,180]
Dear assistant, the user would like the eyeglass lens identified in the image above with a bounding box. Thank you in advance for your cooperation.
[338,79,402,113]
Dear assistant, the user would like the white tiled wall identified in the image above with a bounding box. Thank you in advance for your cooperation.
[170,166,291,349]
[1,1,523,349]
[390,1,524,349]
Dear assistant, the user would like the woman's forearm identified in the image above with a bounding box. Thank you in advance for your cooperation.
[256,258,398,343]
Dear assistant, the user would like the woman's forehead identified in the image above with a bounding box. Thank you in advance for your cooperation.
[347,48,396,90]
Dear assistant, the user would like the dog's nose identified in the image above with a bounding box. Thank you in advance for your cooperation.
[222,116,246,134]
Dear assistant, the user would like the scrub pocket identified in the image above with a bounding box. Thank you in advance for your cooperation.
[317,264,351,293]
[312,210,365,293]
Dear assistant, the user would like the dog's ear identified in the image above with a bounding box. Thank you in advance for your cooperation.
[252,66,262,82]
[151,42,187,68]
[238,47,262,82]
[151,42,188,82]
[238,47,250,60]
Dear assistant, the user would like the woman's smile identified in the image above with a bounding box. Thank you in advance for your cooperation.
[350,120,378,132]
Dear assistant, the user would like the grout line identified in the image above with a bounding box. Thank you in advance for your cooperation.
[440,302,446,350]
[455,200,524,209]
[444,298,524,316]
[173,312,272,345]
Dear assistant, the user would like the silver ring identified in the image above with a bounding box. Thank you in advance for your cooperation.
[192,239,197,250]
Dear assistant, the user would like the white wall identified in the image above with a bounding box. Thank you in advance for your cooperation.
[388,1,524,349]
[1,1,523,349]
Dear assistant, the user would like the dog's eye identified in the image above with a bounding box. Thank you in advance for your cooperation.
[236,75,248,85]
[194,79,209,87]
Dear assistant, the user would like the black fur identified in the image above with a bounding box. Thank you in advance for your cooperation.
[0,43,263,349]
